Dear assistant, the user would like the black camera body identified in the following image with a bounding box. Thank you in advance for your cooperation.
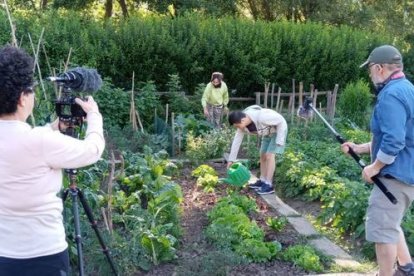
[47,67,102,122]
[55,95,86,120]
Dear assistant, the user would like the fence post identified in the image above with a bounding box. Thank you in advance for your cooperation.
[330,84,339,125]
[276,87,281,112]
[264,82,269,108]
[255,92,261,106]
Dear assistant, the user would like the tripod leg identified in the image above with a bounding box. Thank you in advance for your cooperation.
[77,188,118,275]
[69,188,85,276]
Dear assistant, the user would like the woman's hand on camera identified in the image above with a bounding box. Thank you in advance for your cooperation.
[75,96,99,115]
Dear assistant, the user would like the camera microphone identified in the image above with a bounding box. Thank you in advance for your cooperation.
[47,67,102,93]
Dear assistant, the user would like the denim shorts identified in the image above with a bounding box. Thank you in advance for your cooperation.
[366,177,414,243]
[260,133,285,155]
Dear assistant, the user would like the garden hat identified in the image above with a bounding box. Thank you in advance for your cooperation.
[360,45,402,68]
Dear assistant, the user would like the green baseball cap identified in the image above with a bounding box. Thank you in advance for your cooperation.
[360,45,403,68]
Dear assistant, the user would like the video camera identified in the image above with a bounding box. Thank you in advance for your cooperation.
[47,67,102,121]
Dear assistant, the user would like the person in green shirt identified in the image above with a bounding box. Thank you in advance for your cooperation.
[201,72,229,128]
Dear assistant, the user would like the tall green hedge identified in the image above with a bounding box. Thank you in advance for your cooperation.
[2,10,393,95]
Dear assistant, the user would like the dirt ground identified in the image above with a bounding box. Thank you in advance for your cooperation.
[139,161,311,276]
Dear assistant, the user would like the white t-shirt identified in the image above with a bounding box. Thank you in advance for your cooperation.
[0,112,105,258]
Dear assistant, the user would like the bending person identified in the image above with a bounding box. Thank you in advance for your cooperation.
[228,105,287,195]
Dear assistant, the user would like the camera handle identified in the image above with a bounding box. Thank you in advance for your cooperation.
[60,119,118,275]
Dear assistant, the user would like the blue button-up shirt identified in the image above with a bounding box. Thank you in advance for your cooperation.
[370,76,414,185]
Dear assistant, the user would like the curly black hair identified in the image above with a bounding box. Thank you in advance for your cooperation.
[0,45,34,116]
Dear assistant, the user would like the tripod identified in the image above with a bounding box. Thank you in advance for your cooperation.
[60,118,118,275]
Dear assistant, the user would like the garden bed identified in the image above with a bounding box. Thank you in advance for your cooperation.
[139,161,308,275]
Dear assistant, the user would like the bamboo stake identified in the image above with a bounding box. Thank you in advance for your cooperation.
[178,127,182,156]
[101,207,110,232]
[165,104,169,124]
[106,150,116,234]
[42,42,53,77]
[135,110,144,133]
[57,48,73,99]
[291,79,296,123]
[3,0,17,47]
[129,72,138,132]
[171,112,175,157]
[330,84,339,125]
[28,32,48,106]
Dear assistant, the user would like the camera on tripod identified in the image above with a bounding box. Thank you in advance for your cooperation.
[47,67,102,121]
[55,95,87,119]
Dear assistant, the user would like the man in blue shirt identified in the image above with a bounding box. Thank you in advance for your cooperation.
[342,45,414,276]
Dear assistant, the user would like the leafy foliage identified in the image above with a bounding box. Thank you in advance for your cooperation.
[2,11,392,99]
[206,193,281,262]
[192,164,218,178]
[196,174,219,193]
[265,216,288,232]
[280,245,323,272]
[337,79,373,129]
[185,127,234,164]
[69,149,184,274]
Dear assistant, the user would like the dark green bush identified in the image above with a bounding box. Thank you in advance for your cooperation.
[3,11,393,98]
[337,79,373,129]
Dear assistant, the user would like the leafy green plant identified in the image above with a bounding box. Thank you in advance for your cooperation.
[337,79,373,129]
[192,164,217,178]
[214,192,257,214]
[185,127,234,164]
[265,216,288,232]
[165,73,193,114]
[205,193,281,263]
[196,174,219,193]
[234,239,281,262]
[241,135,261,169]
[280,245,324,272]
[141,229,177,265]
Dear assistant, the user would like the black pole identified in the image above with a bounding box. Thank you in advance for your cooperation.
[305,101,397,205]
[77,188,118,275]
[66,170,86,276]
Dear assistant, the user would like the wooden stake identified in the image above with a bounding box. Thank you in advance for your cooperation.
[264,82,269,108]
[165,104,169,124]
[171,112,175,157]
[270,83,275,109]
[276,87,281,112]
[330,84,339,125]
[4,0,17,47]
[129,72,138,132]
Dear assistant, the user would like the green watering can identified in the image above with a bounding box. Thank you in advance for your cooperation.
[220,162,251,186]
